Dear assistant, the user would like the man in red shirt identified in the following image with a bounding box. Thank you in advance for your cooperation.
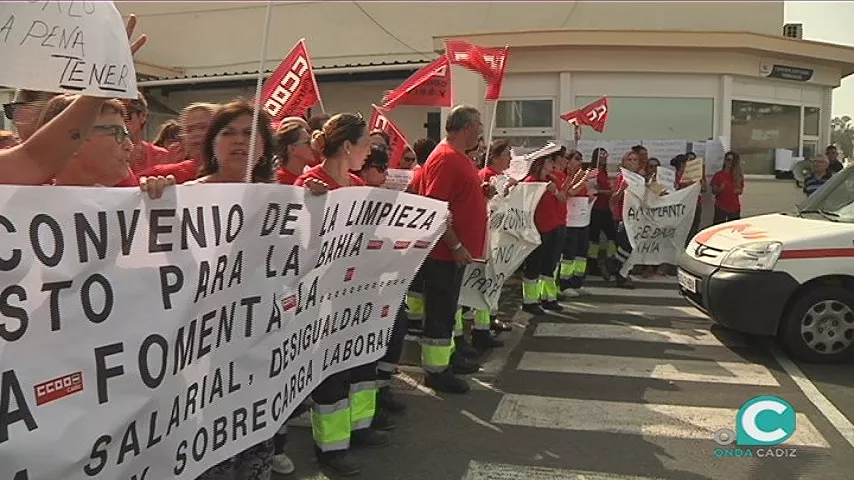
[419,105,487,394]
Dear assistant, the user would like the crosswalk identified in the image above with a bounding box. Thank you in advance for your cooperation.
[462,275,841,480]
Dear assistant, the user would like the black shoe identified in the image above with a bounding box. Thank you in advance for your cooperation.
[472,329,504,351]
[377,386,406,414]
[454,336,479,359]
[451,353,482,374]
[541,300,564,312]
[522,303,545,315]
[424,369,470,394]
[317,452,360,477]
[615,274,635,289]
[490,318,512,333]
[351,428,390,447]
[371,409,396,431]
[587,258,599,276]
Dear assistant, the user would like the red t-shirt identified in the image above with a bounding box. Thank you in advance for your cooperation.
[294,164,364,190]
[612,173,627,221]
[420,141,488,261]
[408,166,425,193]
[115,170,138,187]
[478,166,501,183]
[593,168,612,210]
[277,168,300,185]
[711,170,741,212]
[140,160,200,184]
[524,176,564,233]
[130,141,170,175]
[551,170,569,221]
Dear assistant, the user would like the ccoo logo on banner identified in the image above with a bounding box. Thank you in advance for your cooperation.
[459,181,546,311]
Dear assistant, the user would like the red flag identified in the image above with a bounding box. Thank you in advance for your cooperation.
[382,56,453,110]
[261,39,322,123]
[445,40,500,84]
[560,97,609,133]
[369,106,411,168]
[483,46,510,101]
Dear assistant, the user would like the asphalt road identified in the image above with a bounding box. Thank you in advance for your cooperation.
[276,274,854,480]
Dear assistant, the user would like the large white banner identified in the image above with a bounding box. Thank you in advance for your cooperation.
[459,182,545,311]
[0,184,447,480]
[622,183,700,265]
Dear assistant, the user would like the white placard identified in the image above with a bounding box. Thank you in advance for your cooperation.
[619,167,647,198]
[381,168,413,191]
[623,183,700,265]
[704,140,725,177]
[505,152,532,181]
[459,183,545,311]
[643,140,687,162]
[0,184,447,480]
[656,166,677,189]
[683,157,704,183]
[566,197,593,227]
[0,1,138,99]
[775,148,794,172]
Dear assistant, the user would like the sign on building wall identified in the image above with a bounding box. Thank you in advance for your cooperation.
[760,63,814,82]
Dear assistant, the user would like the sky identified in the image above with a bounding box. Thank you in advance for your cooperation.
[785,1,854,119]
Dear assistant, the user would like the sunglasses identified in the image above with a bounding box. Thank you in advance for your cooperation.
[3,102,25,120]
[92,124,131,144]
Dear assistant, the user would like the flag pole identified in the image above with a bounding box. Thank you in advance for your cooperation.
[483,45,508,160]
[246,0,273,183]
[301,38,326,114]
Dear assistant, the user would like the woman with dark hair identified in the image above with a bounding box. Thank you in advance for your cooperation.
[189,100,276,480]
[521,143,567,315]
[153,119,180,149]
[606,151,642,289]
[295,114,392,477]
[558,149,595,295]
[711,150,744,224]
[587,147,617,279]
[357,143,390,186]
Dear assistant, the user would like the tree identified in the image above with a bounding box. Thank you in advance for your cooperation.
[830,116,854,159]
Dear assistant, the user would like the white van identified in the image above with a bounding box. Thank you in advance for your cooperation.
[678,167,854,364]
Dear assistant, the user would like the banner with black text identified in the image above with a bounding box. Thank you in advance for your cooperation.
[622,183,700,265]
[0,184,447,480]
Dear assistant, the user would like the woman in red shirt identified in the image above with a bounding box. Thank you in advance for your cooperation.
[588,147,618,279]
[558,150,595,295]
[607,151,642,289]
[295,114,398,478]
[521,143,566,315]
[274,120,314,185]
[711,151,744,224]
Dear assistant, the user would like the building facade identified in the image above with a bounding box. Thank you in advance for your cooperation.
[4,1,853,217]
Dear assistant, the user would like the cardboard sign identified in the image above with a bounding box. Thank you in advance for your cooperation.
[683,157,705,183]
[0,184,447,480]
[381,168,413,191]
[0,1,138,98]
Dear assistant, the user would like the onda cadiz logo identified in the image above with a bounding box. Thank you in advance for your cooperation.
[713,395,798,458]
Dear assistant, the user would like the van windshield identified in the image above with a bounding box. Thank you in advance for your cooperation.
[797,166,854,222]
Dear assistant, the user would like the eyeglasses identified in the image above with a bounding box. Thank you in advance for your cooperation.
[3,102,25,120]
[402,156,416,163]
[92,124,131,144]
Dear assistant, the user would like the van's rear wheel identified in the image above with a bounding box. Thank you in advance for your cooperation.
[780,286,854,364]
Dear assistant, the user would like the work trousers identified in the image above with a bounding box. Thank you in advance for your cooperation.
[713,206,741,225]
[420,258,464,373]
[588,208,617,260]
[614,220,633,278]
[559,226,590,290]
[522,227,565,303]
[310,362,377,454]
[377,302,408,388]
[195,440,273,480]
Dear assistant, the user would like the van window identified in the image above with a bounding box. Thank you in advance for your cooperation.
[797,166,854,221]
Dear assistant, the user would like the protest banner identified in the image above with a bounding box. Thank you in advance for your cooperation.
[0,1,138,99]
[622,183,700,265]
[459,183,545,311]
[0,184,447,480]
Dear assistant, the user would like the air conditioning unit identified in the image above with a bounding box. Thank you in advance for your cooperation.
[783,23,803,39]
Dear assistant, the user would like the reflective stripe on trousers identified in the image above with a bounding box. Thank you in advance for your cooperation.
[312,398,350,452]
[349,380,377,431]
[421,337,453,373]
[406,292,424,320]
[453,308,463,337]
[539,274,558,301]
[473,309,491,331]
[522,278,541,304]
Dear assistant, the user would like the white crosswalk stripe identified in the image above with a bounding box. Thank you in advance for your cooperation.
[466,279,835,478]
[462,461,665,480]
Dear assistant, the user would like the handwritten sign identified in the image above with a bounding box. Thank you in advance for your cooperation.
[0,1,137,98]
[459,183,545,311]
[623,183,700,265]
[619,167,647,198]
[566,197,593,227]
[0,184,446,480]
[381,168,413,191]
[683,157,704,183]
[656,166,676,189]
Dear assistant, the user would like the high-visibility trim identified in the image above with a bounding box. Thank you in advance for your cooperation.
[421,337,453,372]
[559,259,574,280]
[473,309,491,330]
[406,293,425,320]
[522,278,541,305]
[453,308,464,337]
[606,241,617,257]
[587,243,600,259]
[540,275,557,301]
[312,399,351,452]
[349,383,377,432]
[572,257,588,277]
